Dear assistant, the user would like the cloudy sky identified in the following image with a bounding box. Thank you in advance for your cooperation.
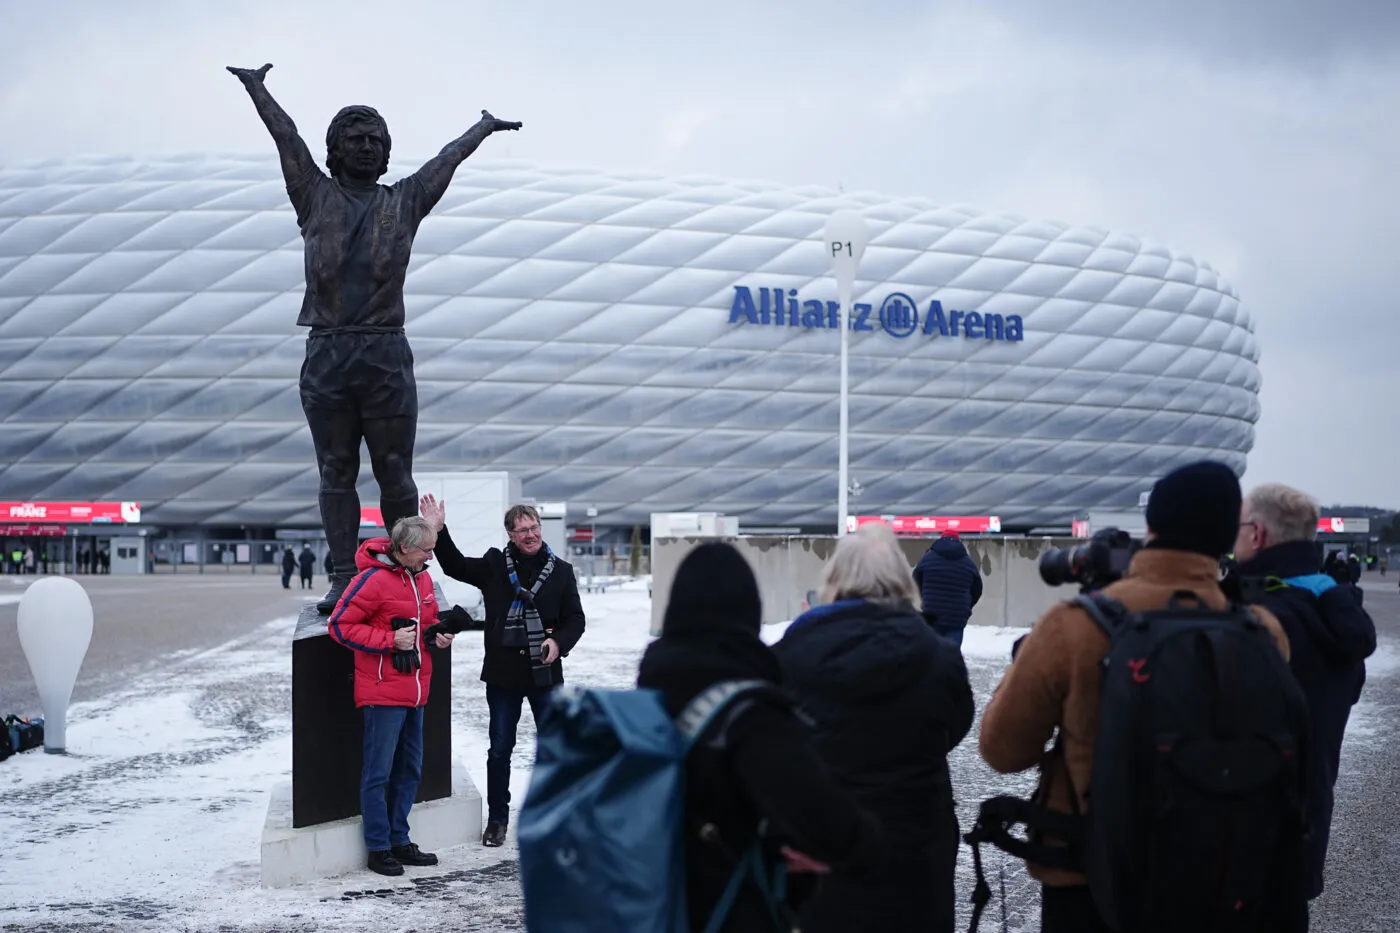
[2,0,1397,508]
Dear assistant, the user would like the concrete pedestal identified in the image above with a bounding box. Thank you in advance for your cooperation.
[260,758,482,888]
[291,603,452,827]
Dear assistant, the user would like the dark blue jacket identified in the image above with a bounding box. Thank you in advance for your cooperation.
[774,599,974,932]
[1238,540,1376,899]
[912,536,983,628]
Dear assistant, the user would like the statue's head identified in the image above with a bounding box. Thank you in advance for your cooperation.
[325,105,391,183]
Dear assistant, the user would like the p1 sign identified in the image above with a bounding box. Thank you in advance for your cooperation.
[824,210,869,312]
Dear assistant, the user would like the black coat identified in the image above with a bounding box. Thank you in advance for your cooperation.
[913,536,983,628]
[1238,541,1376,899]
[638,543,883,933]
[433,527,585,690]
[772,599,974,932]
[298,549,316,573]
[281,550,296,573]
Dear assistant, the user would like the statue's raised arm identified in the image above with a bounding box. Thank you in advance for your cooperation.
[409,109,522,213]
[227,63,322,216]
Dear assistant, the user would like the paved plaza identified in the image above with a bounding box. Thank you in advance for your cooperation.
[0,572,1396,931]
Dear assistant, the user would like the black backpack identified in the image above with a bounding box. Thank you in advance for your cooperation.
[966,590,1310,933]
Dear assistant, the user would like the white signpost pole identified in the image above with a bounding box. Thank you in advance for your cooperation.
[824,211,869,536]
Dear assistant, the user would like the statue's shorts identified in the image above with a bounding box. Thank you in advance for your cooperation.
[299,329,418,420]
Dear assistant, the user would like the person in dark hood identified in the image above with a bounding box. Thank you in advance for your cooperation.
[1322,551,1349,585]
[774,523,974,933]
[912,532,983,645]
[638,543,883,933]
[280,546,296,589]
[1233,483,1376,903]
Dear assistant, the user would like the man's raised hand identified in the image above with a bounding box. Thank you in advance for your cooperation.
[227,63,273,85]
[419,493,445,532]
[478,110,523,134]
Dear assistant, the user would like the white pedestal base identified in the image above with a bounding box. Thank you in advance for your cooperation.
[260,758,482,888]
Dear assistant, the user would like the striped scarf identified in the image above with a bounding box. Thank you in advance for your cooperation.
[503,544,556,686]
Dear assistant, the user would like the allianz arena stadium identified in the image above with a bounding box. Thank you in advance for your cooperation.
[0,155,1261,530]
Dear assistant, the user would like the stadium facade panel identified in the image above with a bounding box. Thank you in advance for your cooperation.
[0,155,1261,528]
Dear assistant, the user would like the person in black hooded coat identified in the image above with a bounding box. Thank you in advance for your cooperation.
[912,532,983,645]
[637,543,884,933]
[1233,484,1376,902]
[774,523,974,933]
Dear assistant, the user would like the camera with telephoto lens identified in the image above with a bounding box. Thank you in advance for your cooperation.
[1039,527,1141,591]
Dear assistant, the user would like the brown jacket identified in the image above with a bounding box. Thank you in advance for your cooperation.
[978,548,1291,886]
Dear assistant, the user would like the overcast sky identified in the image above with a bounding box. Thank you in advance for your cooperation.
[2,0,1397,508]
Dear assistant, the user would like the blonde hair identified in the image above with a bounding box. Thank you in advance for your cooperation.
[819,522,922,610]
[1244,483,1320,544]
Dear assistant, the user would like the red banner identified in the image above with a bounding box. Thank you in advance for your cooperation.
[360,507,385,528]
[0,524,68,536]
[851,515,1002,535]
[0,502,141,523]
[570,527,595,543]
[1318,517,1369,534]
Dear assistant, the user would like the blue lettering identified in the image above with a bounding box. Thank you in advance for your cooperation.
[853,303,874,331]
[757,286,772,325]
[729,286,759,324]
[788,290,800,326]
[983,313,1004,340]
[948,310,964,337]
[923,300,948,336]
[802,300,826,327]
[827,301,840,329]
[1005,315,1024,341]
[964,311,983,339]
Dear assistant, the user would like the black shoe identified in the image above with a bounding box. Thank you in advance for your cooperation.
[316,573,352,615]
[367,850,404,876]
[481,821,507,847]
[391,842,438,866]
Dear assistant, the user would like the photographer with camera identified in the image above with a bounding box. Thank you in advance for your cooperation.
[974,462,1302,933]
[1230,483,1375,906]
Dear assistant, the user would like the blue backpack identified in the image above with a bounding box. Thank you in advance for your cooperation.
[518,680,788,933]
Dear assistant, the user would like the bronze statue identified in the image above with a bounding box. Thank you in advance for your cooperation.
[227,62,521,613]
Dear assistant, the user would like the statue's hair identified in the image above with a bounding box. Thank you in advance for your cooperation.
[325,105,391,179]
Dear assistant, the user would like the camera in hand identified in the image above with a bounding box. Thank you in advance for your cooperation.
[1039,527,1141,591]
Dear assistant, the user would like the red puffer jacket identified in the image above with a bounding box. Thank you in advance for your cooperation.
[327,537,440,708]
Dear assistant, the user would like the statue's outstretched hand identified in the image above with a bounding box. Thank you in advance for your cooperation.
[227,63,273,85]
[478,110,523,133]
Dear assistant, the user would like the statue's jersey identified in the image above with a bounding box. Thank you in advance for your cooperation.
[285,168,443,329]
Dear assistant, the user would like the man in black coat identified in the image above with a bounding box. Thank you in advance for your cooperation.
[912,532,983,645]
[420,495,585,848]
[298,543,317,589]
[1232,483,1376,904]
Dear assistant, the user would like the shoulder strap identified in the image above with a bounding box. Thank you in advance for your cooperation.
[1070,591,1131,639]
[677,679,772,749]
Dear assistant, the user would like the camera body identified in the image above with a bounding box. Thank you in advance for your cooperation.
[1039,527,1141,592]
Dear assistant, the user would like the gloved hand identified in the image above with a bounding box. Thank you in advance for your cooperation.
[439,604,476,632]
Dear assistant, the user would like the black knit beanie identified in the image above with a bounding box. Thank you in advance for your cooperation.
[1144,461,1242,558]
[662,543,762,636]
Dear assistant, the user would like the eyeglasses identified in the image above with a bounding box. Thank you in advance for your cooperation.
[511,524,541,536]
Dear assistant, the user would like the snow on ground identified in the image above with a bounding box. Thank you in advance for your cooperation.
[0,581,1039,932]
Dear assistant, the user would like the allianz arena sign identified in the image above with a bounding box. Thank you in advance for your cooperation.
[728,285,1025,342]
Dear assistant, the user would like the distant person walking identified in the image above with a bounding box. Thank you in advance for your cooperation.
[280,547,296,589]
[299,544,317,589]
[912,531,983,646]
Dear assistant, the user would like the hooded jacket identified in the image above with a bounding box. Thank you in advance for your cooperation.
[773,598,974,932]
[1237,539,1376,898]
[637,543,883,933]
[327,536,440,708]
[912,536,983,628]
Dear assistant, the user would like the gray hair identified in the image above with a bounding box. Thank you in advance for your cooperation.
[818,522,922,610]
[1244,483,1319,544]
[390,515,436,553]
